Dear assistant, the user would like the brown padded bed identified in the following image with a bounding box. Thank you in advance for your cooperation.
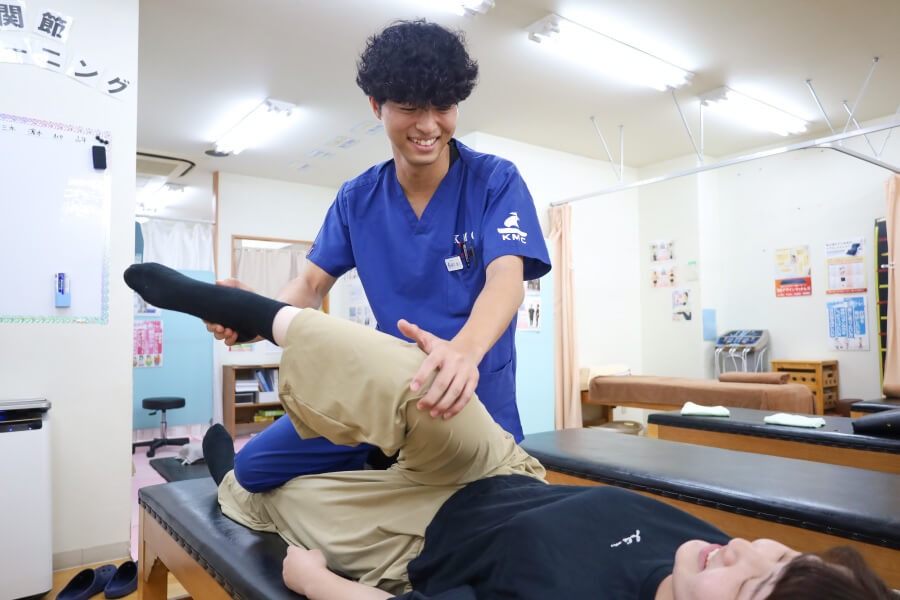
[586,375,816,415]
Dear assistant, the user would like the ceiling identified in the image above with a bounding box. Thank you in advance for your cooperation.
[137,0,900,217]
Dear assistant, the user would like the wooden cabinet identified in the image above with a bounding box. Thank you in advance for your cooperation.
[771,360,838,415]
[222,364,284,439]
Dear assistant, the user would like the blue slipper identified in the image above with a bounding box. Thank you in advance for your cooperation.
[104,560,138,598]
[56,564,116,600]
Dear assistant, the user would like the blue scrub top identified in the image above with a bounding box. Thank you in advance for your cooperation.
[307,140,551,442]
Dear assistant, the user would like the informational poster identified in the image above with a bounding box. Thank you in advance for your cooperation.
[650,263,677,288]
[825,238,866,294]
[826,296,869,351]
[650,240,675,262]
[517,279,542,331]
[774,245,812,297]
[134,319,163,368]
[134,293,159,317]
[345,269,376,328]
[672,289,692,321]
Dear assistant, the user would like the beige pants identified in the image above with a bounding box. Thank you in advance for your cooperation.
[218,309,546,594]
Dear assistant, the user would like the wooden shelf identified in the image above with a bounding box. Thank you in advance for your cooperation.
[223,364,283,439]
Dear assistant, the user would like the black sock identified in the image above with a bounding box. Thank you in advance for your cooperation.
[202,424,235,486]
[124,263,289,343]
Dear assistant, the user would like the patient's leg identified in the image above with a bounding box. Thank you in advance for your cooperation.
[276,309,545,486]
[124,262,288,343]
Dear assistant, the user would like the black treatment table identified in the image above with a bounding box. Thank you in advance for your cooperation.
[851,397,900,418]
[646,407,900,474]
[521,429,900,589]
[138,477,302,600]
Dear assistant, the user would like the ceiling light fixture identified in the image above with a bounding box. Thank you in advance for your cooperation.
[700,87,809,136]
[526,14,692,91]
[409,0,494,17]
[213,98,298,156]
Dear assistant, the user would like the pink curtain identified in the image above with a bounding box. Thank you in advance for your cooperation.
[549,205,582,429]
[884,175,900,397]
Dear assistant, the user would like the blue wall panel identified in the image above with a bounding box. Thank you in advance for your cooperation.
[133,270,214,430]
[515,256,555,436]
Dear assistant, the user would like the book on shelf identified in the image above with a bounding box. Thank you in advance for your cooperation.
[255,369,272,392]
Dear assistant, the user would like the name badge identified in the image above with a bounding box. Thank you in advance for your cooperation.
[445,256,464,272]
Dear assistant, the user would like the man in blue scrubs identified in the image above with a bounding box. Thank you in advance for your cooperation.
[209,20,551,492]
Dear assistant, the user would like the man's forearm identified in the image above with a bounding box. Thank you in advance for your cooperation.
[276,276,326,308]
[302,569,392,600]
[452,256,524,361]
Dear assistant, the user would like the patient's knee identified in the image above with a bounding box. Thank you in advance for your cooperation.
[233,452,277,493]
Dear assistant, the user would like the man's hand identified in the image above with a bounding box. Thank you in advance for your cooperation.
[282,546,328,596]
[204,278,263,345]
[398,319,481,420]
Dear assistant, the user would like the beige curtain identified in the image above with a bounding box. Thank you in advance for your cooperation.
[234,245,309,299]
[884,175,900,397]
[549,205,582,429]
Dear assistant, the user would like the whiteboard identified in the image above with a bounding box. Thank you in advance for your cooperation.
[0,113,111,323]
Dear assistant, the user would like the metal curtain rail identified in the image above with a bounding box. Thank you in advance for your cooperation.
[551,119,900,206]
[136,213,215,225]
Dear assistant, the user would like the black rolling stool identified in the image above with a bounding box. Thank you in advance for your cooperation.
[132,396,190,457]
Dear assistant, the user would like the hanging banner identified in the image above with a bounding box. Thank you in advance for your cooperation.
[774,245,812,297]
[826,295,869,351]
[825,237,866,294]
[134,319,163,368]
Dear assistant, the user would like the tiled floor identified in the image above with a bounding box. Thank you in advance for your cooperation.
[130,433,252,559]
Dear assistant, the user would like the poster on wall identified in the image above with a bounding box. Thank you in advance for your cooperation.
[774,245,812,297]
[517,279,542,331]
[134,319,163,368]
[134,293,159,317]
[826,295,869,351]
[825,237,866,294]
[345,269,376,328]
[650,240,675,262]
[650,263,677,288]
[672,289,692,321]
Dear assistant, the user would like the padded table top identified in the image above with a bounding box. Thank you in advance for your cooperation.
[521,429,900,550]
[852,397,900,413]
[648,407,900,453]
[139,478,303,600]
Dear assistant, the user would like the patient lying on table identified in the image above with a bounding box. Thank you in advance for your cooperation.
[125,263,891,600]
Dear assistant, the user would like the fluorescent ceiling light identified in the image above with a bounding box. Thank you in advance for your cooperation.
[214,98,298,155]
[240,240,293,250]
[700,87,809,136]
[408,0,493,16]
[526,14,691,91]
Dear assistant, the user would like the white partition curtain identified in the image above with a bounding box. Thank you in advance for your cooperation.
[549,204,582,429]
[233,244,311,299]
[884,175,900,397]
[140,220,214,271]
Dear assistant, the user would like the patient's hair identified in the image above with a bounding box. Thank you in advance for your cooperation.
[767,546,895,599]
[356,19,478,108]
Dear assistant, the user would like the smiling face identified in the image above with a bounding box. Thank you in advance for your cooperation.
[371,98,458,173]
[670,538,801,600]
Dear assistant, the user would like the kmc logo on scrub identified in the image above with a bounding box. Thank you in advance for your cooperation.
[497,212,528,244]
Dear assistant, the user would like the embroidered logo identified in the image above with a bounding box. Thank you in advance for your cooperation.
[497,212,528,244]
[610,529,641,548]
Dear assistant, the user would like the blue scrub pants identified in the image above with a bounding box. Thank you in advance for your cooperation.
[234,416,375,493]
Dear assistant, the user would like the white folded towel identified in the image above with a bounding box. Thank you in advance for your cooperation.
[763,413,826,428]
[681,402,731,417]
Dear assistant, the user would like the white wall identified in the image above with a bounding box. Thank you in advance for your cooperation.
[0,0,138,567]
[637,155,706,378]
[459,132,643,374]
[213,172,337,419]
[705,130,897,401]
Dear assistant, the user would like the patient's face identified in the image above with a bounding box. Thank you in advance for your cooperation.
[670,538,800,600]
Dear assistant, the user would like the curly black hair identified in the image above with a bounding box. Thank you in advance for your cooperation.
[356,19,478,108]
